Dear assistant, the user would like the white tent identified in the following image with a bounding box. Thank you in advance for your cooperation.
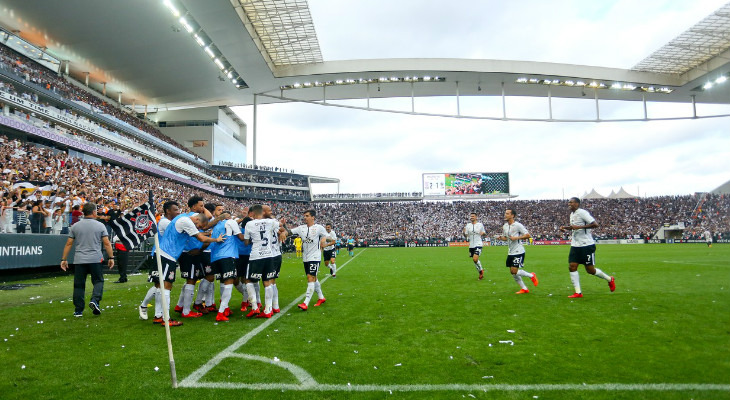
[582,188,605,199]
[612,187,636,199]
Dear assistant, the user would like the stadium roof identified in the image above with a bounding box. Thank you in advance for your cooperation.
[0,0,728,112]
[632,3,730,75]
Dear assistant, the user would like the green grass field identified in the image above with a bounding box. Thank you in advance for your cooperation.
[1,244,729,399]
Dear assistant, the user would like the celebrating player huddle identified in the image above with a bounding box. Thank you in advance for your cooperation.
[132,195,340,327]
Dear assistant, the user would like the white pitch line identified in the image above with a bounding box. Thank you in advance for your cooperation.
[179,249,365,387]
[183,382,730,392]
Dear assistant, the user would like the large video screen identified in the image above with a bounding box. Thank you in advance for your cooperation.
[422,172,509,196]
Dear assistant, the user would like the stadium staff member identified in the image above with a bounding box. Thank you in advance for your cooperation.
[60,202,115,317]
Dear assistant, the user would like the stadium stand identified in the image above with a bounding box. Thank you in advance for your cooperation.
[1,41,727,247]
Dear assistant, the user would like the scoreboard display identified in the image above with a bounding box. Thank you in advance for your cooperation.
[422,172,510,197]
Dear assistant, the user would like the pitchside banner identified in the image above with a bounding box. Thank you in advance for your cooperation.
[0,234,75,270]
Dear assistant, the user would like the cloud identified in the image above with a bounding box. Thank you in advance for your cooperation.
[231,1,730,199]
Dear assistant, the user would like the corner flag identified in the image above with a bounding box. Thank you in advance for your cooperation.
[111,202,157,250]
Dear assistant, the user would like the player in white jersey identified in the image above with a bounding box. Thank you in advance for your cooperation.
[243,204,278,318]
[282,209,336,311]
[704,229,712,248]
[559,197,615,298]
[463,212,487,280]
[263,205,286,313]
[324,223,338,277]
[497,208,538,294]
[138,200,179,322]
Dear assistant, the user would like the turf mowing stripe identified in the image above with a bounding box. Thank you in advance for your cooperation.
[182,382,730,392]
[179,250,365,387]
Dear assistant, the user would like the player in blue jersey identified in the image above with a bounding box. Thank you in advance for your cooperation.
[153,210,226,327]
[138,200,179,322]
[208,211,246,321]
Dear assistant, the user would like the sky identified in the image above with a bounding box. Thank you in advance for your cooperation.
[233,0,730,200]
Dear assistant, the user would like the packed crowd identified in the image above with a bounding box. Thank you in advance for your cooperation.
[0,135,311,234]
[0,43,201,161]
[213,169,308,187]
[311,195,729,242]
[313,192,423,199]
[218,161,294,173]
[1,81,311,197]
[0,78,215,183]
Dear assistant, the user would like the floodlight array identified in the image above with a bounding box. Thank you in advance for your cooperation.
[515,77,674,94]
[695,73,729,91]
[162,0,248,89]
[280,75,446,90]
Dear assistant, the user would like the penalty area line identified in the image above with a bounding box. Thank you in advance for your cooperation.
[179,249,366,388]
[180,382,730,392]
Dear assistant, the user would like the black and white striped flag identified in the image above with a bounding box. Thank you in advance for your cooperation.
[111,202,157,250]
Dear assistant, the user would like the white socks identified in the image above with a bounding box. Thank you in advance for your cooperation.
[206,280,215,306]
[517,270,533,278]
[182,284,194,314]
[142,286,156,307]
[154,289,162,318]
[254,283,261,305]
[246,282,258,310]
[163,289,171,317]
[314,280,324,299]
[593,268,611,281]
[474,260,483,272]
[272,283,279,309]
[235,282,246,296]
[264,285,273,314]
[513,274,528,290]
[218,284,233,314]
[330,263,337,275]
[194,280,209,305]
[304,281,315,305]
[176,287,185,308]
[570,271,581,294]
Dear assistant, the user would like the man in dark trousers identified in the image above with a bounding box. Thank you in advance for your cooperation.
[113,240,130,283]
[60,202,115,317]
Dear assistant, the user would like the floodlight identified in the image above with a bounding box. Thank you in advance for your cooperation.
[703,82,713,89]
[179,17,193,33]
[163,0,180,17]
[213,58,225,70]
[716,76,727,84]
[204,47,215,58]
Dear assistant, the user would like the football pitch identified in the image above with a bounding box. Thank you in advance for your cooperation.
[1,244,729,399]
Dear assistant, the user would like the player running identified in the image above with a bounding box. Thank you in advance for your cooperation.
[324,223,338,277]
[463,212,487,280]
[282,209,336,311]
[704,229,713,248]
[559,197,615,298]
[496,208,538,294]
